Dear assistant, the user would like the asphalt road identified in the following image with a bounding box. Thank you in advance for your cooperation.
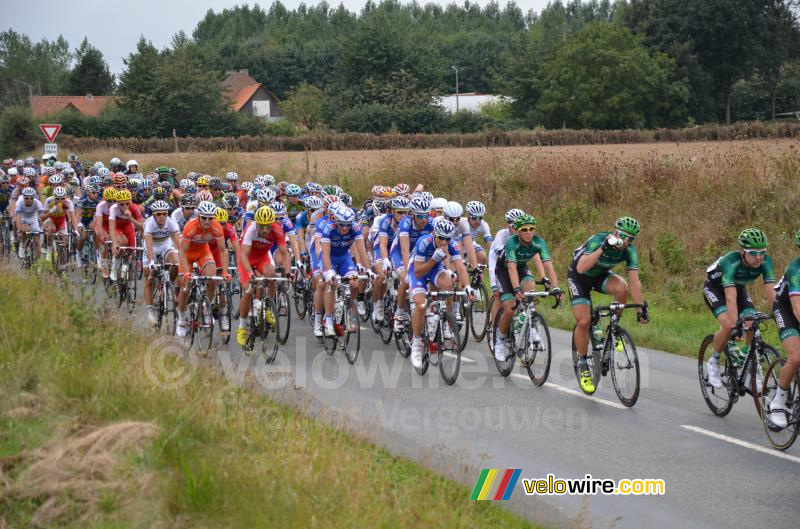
[92,276,799,529]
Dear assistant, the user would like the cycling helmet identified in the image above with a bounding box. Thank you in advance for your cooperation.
[110,157,122,167]
[263,174,275,186]
[505,208,525,224]
[103,187,116,201]
[285,184,302,197]
[196,190,214,203]
[23,167,36,177]
[305,182,322,194]
[161,181,174,193]
[208,176,221,188]
[323,194,340,206]
[14,159,24,167]
[116,189,132,202]
[215,208,229,223]
[322,184,338,196]
[22,187,37,197]
[419,191,434,203]
[268,184,281,197]
[25,156,35,164]
[270,201,287,216]
[225,171,238,182]
[513,214,537,230]
[153,186,167,199]
[411,196,430,214]
[256,188,276,204]
[180,193,196,206]
[466,200,486,217]
[151,200,170,212]
[85,184,100,194]
[196,201,217,217]
[67,154,76,162]
[43,166,55,176]
[738,228,767,249]
[372,200,388,216]
[53,186,68,199]
[430,197,447,212]
[392,196,411,211]
[334,206,356,224]
[433,216,456,238]
[340,193,353,207]
[241,181,254,191]
[393,183,410,196]
[7,168,17,177]
[97,167,110,178]
[254,206,275,225]
[614,216,641,237]
[126,160,139,170]
[112,173,127,185]
[196,175,209,186]
[444,201,463,219]
[302,195,323,209]
[155,165,170,174]
[49,174,64,185]
[222,193,240,208]
[179,178,192,190]
[70,176,81,186]
[0,175,8,184]
[16,175,29,186]
[371,185,385,197]
[127,178,140,190]
[170,167,178,176]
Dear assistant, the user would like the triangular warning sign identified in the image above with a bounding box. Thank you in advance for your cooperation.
[39,124,62,143]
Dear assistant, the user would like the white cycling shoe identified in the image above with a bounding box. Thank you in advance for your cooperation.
[706,357,723,389]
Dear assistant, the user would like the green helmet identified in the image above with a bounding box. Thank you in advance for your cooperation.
[514,214,537,230]
[322,184,338,196]
[614,216,640,236]
[156,165,170,174]
[739,228,768,249]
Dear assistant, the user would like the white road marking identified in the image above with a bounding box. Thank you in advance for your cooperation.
[443,352,477,364]
[511,373,628,409]
[680,425,800,464]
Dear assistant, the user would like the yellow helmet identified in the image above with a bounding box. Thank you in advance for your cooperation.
[116,189,132,202]
[215,208,229,223]
[197,175,209,186]
[254,205,275,225]
[103,187,117,201]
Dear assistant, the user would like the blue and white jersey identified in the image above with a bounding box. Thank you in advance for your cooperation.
[374,213,395,248]
[412,234,461,263]
[390,215,432,254]
[320,221,363,258]
[455,217,493,244]
[279,216,296,236]
[295,210,309,231]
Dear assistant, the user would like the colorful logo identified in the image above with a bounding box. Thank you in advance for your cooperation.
[470,469,522,500]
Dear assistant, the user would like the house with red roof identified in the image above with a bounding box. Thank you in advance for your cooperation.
[222,69,282,120]
[29,94,118,117]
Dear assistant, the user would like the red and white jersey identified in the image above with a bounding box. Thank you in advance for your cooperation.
[240,222,285,259]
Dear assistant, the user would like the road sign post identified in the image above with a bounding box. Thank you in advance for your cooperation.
[39,124,62,143]
[44,143,57,158]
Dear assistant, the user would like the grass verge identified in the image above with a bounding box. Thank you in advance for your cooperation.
[0,271,537,529]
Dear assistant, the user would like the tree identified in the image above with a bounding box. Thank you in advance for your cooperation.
[68,38,115,96]
[0,30,71,109]
[281,83,325,130]
[535,22,689,129]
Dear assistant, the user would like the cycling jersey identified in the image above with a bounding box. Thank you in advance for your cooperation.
[43,197,74,231]
[319,221,363,257]
[210,222,238,268]
[499,234,551,266]
[76,195,100,226]
[408,233,461,296]
[238,221,286,284]
[142,216,179,264]
[455,217,492,244]
[775,256,800,304]
[14,195,44,219]
[180,217,224,273]
[278,216,296,236]
[0,185,14,210]
[706,251,775,287]
[488,228,512,291]
[170,208,195,232]
[570,231,638,277]
[390,215,432,271]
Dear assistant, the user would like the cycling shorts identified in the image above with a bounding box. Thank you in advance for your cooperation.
[495,263,536,302]
[703,279,755,319]
[180,245,215,274]
[408,261,449,297]
[773,299,800,341]
[238,250,273,286]
[114,223,136,248]
[567,267,616,306]
[329,253,357,279]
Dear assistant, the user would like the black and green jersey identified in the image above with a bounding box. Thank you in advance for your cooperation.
[570,231,638,277]
[706,251,775,288]
[500,234,551,267]
[775,256,800,303]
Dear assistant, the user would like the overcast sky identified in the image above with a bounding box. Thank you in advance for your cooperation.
[2,0,552,74]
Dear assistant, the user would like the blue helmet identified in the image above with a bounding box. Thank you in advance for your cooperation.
[433,216,456,238]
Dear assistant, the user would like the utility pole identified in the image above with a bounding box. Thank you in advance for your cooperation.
[451,66,459,112]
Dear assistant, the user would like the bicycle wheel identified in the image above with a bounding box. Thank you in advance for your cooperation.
[749,344,779,417]
[524,314,552,387]
[154,280,165,331]
[379,293,394,345]
[697,334,735,417]
[343,301,361,364]
[324,312,339,355]
[197,296,214,353]
[438,312,462,385]
[469,282,489,342]
[395,317,411,358]
[221,288,232,344]
[116,274,126,308]
[609,327,640,407]
[571,325,602,393]
[164,282,177,335]
[486,295,496,354]
[260,297,279,363]
[294,283,308,319]
[126,261,137,314]
[760,357,800,450]
[414,335,430,376]
[454,297,469,352]
[276,287,291,345]
[184,301,197,348]
[359,296,371,323]
[491,309,514,377]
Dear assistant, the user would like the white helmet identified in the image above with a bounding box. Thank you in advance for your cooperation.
[430,197,447,211]
[110,157,122,167]
[466,200,485,218]
[505,208,525,224]
[196,200,217,217]
[225,171,238,181]
[410,196,430,214]
[443,201,463,219]
[151,200,170,212]
[126,160,139,170]
[433,217,456,238]
[334,206,356,224]
[256,188,276,203]
[53,186,68,198]
[263,174,275,185]
[22,187,37,197]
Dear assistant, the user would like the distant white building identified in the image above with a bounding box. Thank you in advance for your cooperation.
[435,92,513,114]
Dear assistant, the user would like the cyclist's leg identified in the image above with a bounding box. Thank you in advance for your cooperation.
[567,268,596,358]
[473,241,487,266]
[704,280,740,356]
[495,264,519,335]
[771,301,800,425]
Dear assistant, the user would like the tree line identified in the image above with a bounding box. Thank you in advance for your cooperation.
[1,0,799,139]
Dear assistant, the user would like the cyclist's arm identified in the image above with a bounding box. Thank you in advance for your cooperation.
[507,259,521,291]
[763,282,776,306]
[400,234,410,268]
[543,260,559,289]
[321,241,332,272]
[627,269,644,306]
[170,232,181,252]
[109,217,118,251]
[353,239,371,271]
[297,228,307,254]
[531,254,545,280]
[240,244,254,277]
[144,234,155,263]
[178,238,191,274]
[215,235,229,273]
[576,247,604,274]
[379,234,389,260]
[287,232,301,262]
[461,233,478,269]
[454,258,470,289]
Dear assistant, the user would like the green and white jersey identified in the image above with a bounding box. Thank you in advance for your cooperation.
[706,251,775,288]
[775,256,800,303]
[570,231,638,277]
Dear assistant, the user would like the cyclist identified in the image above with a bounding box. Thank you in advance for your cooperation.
[156,165,177,187]
[176,201,231,338]
[568,217,648,394]
[270,200,301,271]
[768,229,800,427]
[171,193,196,231]
[13,188,44,259]
[41,187,76,262]
[704,228,776,389]
[284,183,304,222]
[142,200,181,326]
[222,192,244,234]
[0,173,14,214]
[407,216,474,368]
[94,187,117,278]
[208,207,239,333]
[74,183,101,268]
[493,214,562,362]
[236,206,287,346]
[488,208,529,322]
[371,196,410,323]
[454,200,492,269]
[108,189,144,281]
[390,196,433,332]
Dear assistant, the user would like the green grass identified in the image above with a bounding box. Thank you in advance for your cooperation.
[0,272,537,529]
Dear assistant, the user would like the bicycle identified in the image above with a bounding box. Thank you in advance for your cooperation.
[151,259,178,335]
[211,270,233,344]
[571,302,649,407]
[183,271,222,352]
[391,270,413,358]
[271,266,292,345]
[413,290,466,385]
[47,229,69,276]
[18,230,42,270]
[291,260,313,320]
[241,276,279,363]
[0,212,12,261]
[80,228,98,284]
[116,246,142,314]
[760,358,800,450]
[324,273,369,364]
[466,265,490,342]
[491,284,560,385]
[698,312,779,418]
[227,247,242,303]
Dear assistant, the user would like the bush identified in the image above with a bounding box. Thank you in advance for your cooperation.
[445,110,489,133]
[260,118,297,137]
[337,104,393,134]
[393,105,447,134]
[656,232,688,275]
[0,106,37,157]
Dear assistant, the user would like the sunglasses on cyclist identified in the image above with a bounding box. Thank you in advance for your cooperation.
[745,249,767,257]
[616,231,635,242]
[182,206,195,210]
[199,215,214,221]
[414,213,428,219]
[394,209,409,215]
[338,222,352,228]
[154,212,168,217]
[446,216,460,223]
[517,226,535,233]
[469,216,482,221]
[436,235,451,241]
